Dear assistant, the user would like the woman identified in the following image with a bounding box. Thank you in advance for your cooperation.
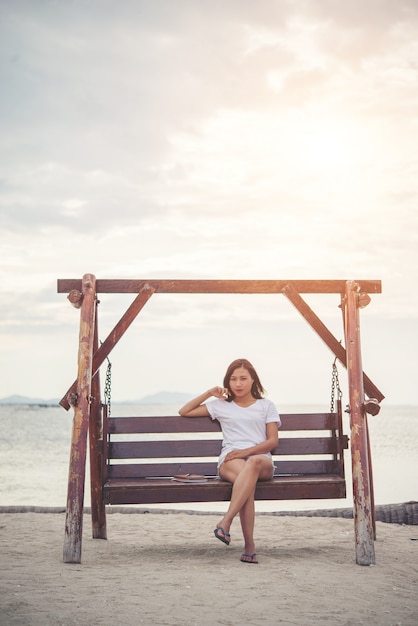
[179,358,281,564]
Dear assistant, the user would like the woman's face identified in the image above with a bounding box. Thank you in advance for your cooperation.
[228,366,254,399]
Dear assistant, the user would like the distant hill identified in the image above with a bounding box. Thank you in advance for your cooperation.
[136,391,194,405]
[0,392,193,406]
[0,395,59,406]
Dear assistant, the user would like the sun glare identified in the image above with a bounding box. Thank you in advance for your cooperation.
[167,109,373,207]
[304,120,361,171]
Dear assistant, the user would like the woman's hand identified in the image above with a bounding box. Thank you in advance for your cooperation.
[224,449,246,463]
[179,386,228,417]
[209,386,229,399]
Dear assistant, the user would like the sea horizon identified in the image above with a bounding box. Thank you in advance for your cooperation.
[1,402,417,513]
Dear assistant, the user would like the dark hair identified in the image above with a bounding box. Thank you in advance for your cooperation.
[223,358,266,402]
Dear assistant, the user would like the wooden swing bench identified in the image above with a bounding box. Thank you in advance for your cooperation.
[103,408,348,506]
[59,276,384,566]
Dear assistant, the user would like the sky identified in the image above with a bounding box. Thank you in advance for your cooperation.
[1,0,417,408]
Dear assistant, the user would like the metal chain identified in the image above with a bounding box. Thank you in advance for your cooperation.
[103,354,112,417]
[330,357,342,412]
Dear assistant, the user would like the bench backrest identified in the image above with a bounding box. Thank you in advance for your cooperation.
[104,408,348,480]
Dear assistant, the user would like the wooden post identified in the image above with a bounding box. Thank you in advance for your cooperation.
[365,416,377,540]
[63,274,96,563]
[344,281,375,565]
[89,301,107,539]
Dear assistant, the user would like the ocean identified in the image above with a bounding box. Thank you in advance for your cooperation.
[0,403,416,513]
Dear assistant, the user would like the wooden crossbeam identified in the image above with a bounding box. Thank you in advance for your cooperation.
[58,278,382,295]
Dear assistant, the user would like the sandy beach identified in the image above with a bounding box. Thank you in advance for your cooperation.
[0,510,417,626]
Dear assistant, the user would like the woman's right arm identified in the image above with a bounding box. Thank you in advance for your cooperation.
[178,386,228,417]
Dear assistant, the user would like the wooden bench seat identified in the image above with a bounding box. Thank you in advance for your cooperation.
[103,411,349,506]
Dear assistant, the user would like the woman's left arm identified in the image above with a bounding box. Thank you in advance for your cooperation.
[223,422,279,462]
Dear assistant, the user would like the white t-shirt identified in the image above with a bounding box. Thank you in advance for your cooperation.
[206,398,281,466]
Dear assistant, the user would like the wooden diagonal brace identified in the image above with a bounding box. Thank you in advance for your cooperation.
[282,283,385,404]
[60,284,155,410]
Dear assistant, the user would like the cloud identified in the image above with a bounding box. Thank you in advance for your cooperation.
[2,1,417,231]
[0,1,417,401]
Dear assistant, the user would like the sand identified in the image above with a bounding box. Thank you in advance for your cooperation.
[0,510,417,626]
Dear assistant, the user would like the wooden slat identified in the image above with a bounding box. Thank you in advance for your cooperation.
[108,436,340,459]
[103,474,347,505]
[109,439,222,459]
[274,459,341,475]
[106,458,339,479]
[108,415,221,434]
[279,413,338,430]
[266,437,341,455]
[58,278,382,295]
[107,461,219,479]
[107,413,338,434]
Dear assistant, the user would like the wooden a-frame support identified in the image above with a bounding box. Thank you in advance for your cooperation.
[58,276,384,565]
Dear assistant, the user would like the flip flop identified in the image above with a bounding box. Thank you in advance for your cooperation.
[240,553,258,564]
[214,527,231,546]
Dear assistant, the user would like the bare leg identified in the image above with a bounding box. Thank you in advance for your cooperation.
[239,495,256,555]
[217,455,273,541]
